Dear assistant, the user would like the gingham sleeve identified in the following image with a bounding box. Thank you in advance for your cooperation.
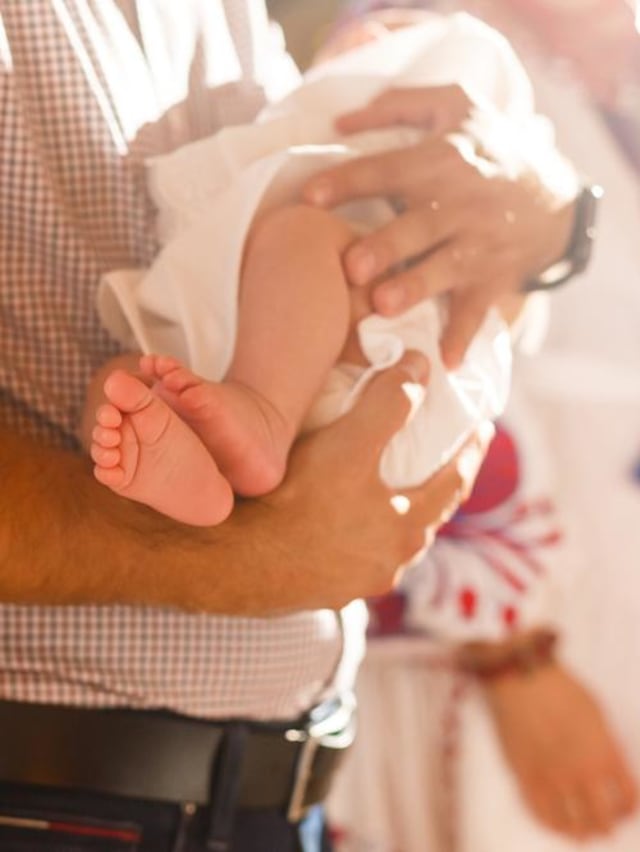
[0,3,154,447]
[0,1,353,722]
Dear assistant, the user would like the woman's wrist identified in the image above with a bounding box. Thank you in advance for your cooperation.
[455,628,559,683]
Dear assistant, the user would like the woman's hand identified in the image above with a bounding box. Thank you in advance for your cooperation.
[485,660,638,839]
[304,85,578,368]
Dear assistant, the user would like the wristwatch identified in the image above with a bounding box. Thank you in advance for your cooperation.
[523,181,603,292]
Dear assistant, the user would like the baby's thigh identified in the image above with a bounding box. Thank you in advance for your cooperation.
[245,203,357,267]
[244,203,373,363]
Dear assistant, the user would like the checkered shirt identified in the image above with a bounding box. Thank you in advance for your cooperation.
[0,0,361,721]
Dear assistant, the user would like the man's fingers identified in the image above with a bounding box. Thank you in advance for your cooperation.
[303,144,432,208]
[337,87,440,135]
[336,85,474,136]
[303,134,468,211]
[440,284,502,370]
[344,206,459,287]
[340,351,430,463]
[401,427,491,529]
[370,240,473,316]
[403,460,465,530]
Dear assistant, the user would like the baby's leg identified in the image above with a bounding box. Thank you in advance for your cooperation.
[148,204,362,497]
[87,359,233,526]
[234,204,361,427]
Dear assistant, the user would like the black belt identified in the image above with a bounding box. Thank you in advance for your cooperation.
[0,697,355,823]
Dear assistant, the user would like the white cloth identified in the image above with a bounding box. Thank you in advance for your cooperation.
[98,15,528,487]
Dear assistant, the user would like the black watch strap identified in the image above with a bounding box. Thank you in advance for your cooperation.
[523,182,603,292]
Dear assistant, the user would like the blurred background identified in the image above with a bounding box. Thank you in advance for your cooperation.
[267,0,342,66]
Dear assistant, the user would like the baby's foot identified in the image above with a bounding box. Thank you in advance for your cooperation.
[91,369,233,526]
[140,355,293,496]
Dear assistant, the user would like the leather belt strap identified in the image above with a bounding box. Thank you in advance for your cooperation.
[0,699,355,820]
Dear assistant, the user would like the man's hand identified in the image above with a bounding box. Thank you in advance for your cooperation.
[486,661,638,840]
[235,351,492,613]
[303,85,578,368]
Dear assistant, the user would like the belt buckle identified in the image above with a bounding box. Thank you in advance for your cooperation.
[284,693,356,823]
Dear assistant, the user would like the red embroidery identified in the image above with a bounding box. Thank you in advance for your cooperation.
[459,587,477,620]
[463,425,519,515]
[442,424,563,586]
[502,605,518,629]
[367,591,407,637]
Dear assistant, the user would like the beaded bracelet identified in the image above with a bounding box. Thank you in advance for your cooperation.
[456,629,558,681]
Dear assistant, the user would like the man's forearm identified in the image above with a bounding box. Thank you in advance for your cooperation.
[0,358,484,615]
[0,426,279,613]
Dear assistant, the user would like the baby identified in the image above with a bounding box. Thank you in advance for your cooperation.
[85,16,525,526]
